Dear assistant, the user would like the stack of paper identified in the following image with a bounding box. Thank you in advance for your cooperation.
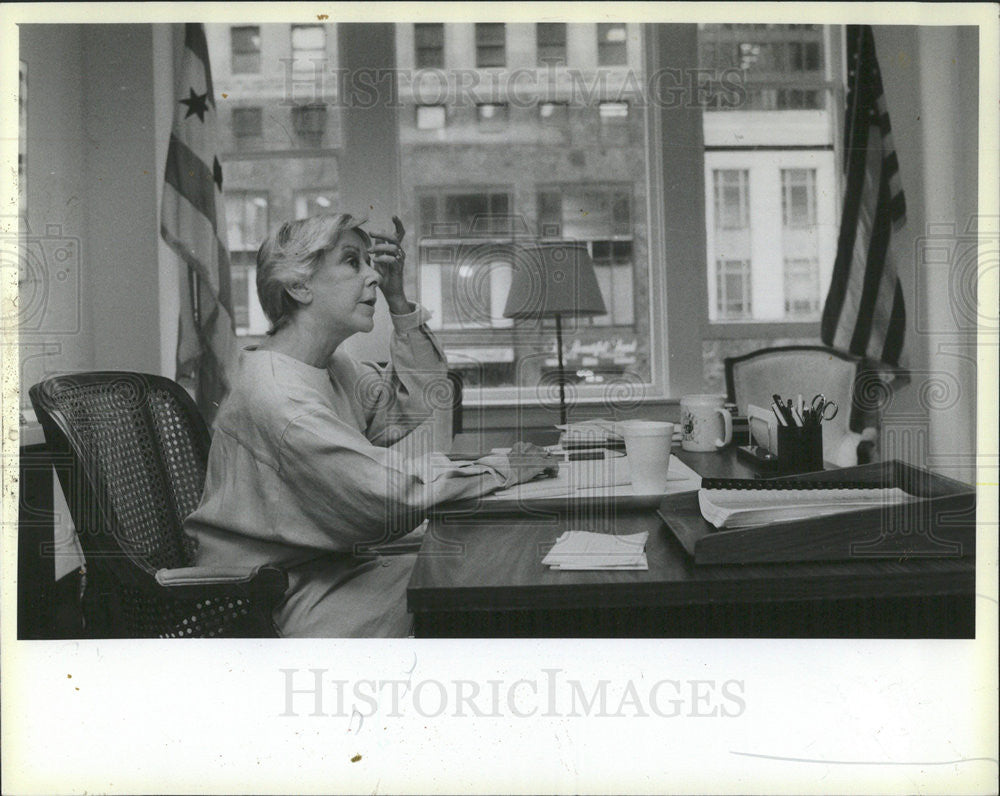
[542,530,649,570]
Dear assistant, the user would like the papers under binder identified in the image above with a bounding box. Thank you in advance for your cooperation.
[542,530,649,570]
[698,486,918,529]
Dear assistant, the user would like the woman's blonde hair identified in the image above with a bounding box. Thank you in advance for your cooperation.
[255,213,370,335]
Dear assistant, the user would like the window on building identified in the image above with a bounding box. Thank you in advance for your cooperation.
[416,104,447,130]
[294,188,339,219]
[783,257,821,318]
[715,259,752,319]
[290,25,327,72]
[598,101,630,145]
[415,23,444,68]
[536,23,567,65]
[231,26,261,73]
[781,168,816,227]
[476,103,508,132]
[475,23,506,68]
[232,107,263,138]
[224,192,269,335]
[597,23,628,66]
[291,103,327,145]
[714,169,749,229]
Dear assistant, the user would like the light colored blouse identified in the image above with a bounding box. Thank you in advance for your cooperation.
[183,305,513,637]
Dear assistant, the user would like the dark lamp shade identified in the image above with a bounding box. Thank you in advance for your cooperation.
[502,242,607,319]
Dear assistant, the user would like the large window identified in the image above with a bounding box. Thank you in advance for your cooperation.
[206,23,843,403]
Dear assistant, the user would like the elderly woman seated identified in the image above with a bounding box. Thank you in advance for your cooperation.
[184,213,557,637]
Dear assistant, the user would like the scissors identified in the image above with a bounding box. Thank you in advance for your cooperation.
[810,393,839,422]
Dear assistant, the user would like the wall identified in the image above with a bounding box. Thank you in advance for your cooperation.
[19,24,164,395]
[18,26,92,394]
[873,26,979,482]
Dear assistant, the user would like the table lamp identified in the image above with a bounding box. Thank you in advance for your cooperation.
[502,242,607,424]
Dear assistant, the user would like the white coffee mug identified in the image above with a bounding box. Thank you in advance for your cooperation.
[680,394,733,452]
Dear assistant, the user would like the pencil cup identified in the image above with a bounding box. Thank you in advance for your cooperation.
[619,420,674,494]
[776,422,824,474]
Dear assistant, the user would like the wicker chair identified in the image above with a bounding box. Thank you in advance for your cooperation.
[29,372,287,638]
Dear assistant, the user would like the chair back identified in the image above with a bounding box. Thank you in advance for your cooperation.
[29,372,210,592]
[724,346,864,454]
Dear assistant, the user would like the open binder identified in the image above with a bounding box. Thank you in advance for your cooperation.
[657,461,976,564]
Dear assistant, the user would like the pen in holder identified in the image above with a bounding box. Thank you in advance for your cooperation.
[776,420,824,474]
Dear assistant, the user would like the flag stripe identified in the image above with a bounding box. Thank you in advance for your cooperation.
[163,134,219,233]
[822,128,872,345]
[881,281,906,364]
[849,167,893,352]
[820,38,873,344]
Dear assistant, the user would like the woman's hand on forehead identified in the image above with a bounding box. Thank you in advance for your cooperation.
[369,215,406,247]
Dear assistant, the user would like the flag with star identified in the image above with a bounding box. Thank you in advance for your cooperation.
[820,24,907,368]
[160,22,238,424]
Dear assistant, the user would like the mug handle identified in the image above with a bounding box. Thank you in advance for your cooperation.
[714,407,733,447]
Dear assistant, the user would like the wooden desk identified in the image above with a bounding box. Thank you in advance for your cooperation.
[408,448,975,638]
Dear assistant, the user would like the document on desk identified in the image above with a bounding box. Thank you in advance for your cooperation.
[542,530,650,570]
[486,453,701,501]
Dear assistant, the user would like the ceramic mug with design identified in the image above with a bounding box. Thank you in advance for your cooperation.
[680,394,733,452]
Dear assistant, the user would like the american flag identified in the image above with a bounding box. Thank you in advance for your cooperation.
[160,23,238,423]
[821,25,907,368]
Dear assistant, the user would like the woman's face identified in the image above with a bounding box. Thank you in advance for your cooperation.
[305,229,380,337]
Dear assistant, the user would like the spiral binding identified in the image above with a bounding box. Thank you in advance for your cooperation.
[701,478,882,491]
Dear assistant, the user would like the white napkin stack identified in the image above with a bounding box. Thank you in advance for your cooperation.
[542,530,649,571]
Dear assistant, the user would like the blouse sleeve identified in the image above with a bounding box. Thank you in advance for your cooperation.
[339,303,450,447]
[276,405,514,552]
